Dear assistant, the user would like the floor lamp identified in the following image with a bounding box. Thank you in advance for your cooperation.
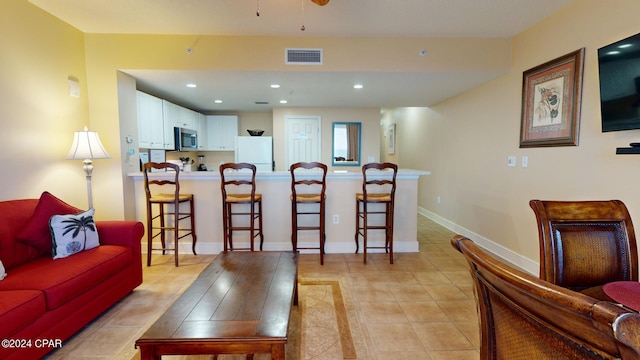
[66,126,111,209]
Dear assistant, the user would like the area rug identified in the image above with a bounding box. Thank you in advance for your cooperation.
[296,279,357,359]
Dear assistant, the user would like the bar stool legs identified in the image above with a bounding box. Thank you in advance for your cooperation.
[291,194,326,264]
[146,198,197,267]
[222,196,263,252]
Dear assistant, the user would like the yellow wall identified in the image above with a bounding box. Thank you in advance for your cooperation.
[0,0,89,208]
[388,0,640,270]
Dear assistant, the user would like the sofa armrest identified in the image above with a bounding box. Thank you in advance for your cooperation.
[96,221,144,285]
[96,221,144,249]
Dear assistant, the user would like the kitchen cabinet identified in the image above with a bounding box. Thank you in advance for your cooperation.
[138,95,206,151]
[137,91,165,149]
[163,100,202,149]
[175,105,198,130]
[196,113,207,151]
[162,100,179,150]
[206,115,238,151]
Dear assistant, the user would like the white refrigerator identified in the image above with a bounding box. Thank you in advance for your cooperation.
[235,136,273,172]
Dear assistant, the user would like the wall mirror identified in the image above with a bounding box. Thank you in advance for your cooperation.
[332,122,361,166]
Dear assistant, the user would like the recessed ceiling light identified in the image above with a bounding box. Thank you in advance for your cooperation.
[354,84,364,89]
[280,100,288,104]
[186,83,197,88]
[270,84,281,88]
[214,99,223,103]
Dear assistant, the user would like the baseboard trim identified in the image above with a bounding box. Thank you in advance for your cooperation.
[417,206,538,275]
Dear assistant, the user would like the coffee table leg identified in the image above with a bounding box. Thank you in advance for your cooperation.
[139,346,160,360]
[271,344,285,360]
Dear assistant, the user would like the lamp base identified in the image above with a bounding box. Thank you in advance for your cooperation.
[83,159,94,209]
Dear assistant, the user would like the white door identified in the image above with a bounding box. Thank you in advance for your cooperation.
[286,116,321,167]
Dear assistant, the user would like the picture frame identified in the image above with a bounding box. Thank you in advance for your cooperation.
[519,48,585,148]
[388,123,396,154]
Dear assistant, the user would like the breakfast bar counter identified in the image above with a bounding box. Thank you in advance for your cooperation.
[129,169,430,255]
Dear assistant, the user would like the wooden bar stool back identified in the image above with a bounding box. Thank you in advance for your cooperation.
[143,162,197,267]
[355,162,398,264]
[219,162,264,251]
[290,162,328,264]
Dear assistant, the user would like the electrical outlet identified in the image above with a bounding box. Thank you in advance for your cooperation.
[521,156,528,168]
[507,156,516,167]
[333,214,339,224]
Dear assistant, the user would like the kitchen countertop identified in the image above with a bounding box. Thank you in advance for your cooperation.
[129,168,430,180]
[129,167,429,255]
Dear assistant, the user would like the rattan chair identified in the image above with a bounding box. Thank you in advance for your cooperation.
[451,235,640,359]
[143,162,197,266]
[529,199,638,300]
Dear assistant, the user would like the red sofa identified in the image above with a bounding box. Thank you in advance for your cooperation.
[0,193,144,359]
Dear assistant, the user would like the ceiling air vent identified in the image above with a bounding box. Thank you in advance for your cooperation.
[286,48,323,65]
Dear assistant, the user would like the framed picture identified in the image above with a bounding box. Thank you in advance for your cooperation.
[388,123,396,154]
[519,48,585,147]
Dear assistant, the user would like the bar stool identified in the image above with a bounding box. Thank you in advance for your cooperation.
[143,162,197,267]
[219,163,264,251]
[290,162,328,264]
[354,162,398,264]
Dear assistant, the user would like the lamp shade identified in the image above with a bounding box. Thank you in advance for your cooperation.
[65,126,111,160]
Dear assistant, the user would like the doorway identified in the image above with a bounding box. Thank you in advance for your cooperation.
[286,115,321,167]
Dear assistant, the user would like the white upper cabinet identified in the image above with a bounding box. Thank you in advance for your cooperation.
[206,115,238,151]
[175,105,198,130]
[136,91,165,149]
[196,113,207,150]
[163,101,201,149]
[138,94,206,151]
[162,100,179,150]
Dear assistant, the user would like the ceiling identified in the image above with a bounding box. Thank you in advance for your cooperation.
[30,0,574,112]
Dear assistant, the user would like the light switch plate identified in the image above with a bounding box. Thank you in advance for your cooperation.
[68,78,80,97]
[507,156,516,167]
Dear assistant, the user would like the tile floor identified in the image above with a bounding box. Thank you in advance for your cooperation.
[45,215,480,359]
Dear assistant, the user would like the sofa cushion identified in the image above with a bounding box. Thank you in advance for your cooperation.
[0,245,132,309]
[50,208,100,259]
[0,290,46,339]
[0,199,43,270]
[16,192,81,255]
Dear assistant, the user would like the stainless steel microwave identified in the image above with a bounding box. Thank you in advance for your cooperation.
[174,127,197,151]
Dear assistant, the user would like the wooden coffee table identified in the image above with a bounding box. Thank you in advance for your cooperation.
[135,251,299,359]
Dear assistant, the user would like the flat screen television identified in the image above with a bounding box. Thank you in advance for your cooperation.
[598,32,640,132]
